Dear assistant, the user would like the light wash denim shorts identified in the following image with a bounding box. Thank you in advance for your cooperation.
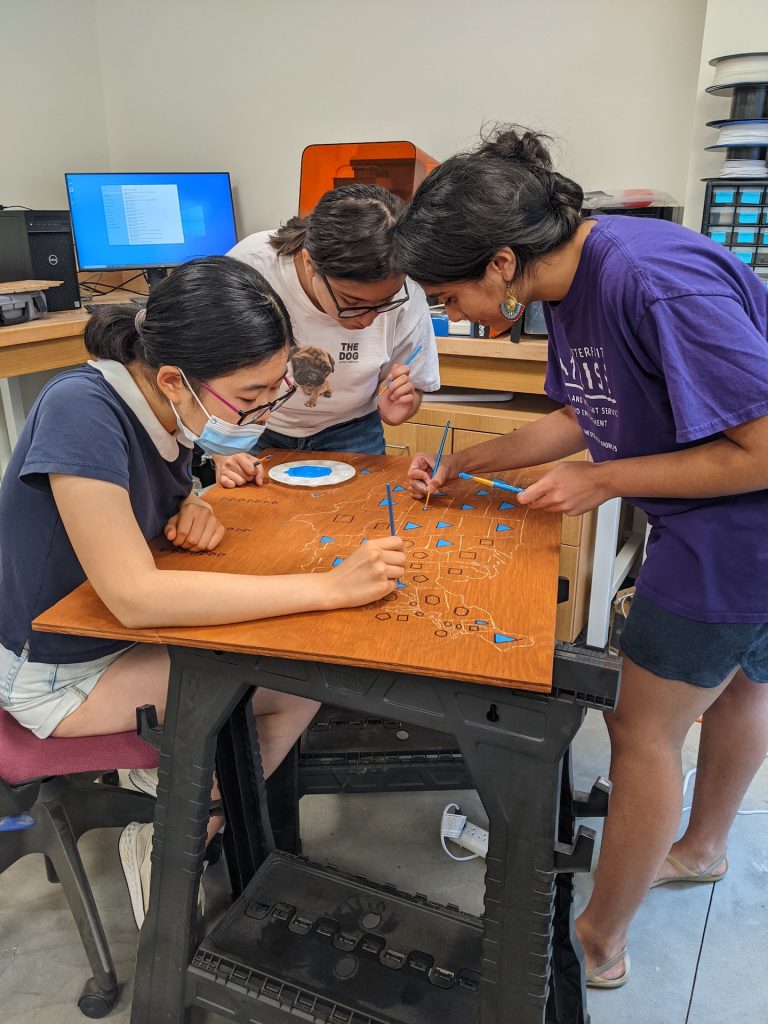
[0,641,131,739]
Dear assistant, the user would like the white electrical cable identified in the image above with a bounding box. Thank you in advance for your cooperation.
[440,802,482,862]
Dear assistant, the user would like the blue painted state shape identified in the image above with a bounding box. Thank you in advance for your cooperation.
[404,522,421,530]
[435,538,453,548]
[476,619,488,625]
[379,498,397,507]
[498,501,516,511]
[320,536,334,543]
[436,520,452,529]
[475,489,490,496]
[496,523,512,532]
[286,465,332,478]
[393,485,405,492]
[360,469,371,474]
[460,503,476,511]
[397,581,407,589]
[494,632,517,644]
[332,557,344,566]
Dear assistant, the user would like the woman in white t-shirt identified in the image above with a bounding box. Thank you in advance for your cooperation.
[217,184,440,486]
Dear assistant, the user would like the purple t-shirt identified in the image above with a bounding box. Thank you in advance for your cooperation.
[544,216,768,623]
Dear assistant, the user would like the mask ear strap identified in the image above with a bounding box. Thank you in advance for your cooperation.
[177,367,210,417]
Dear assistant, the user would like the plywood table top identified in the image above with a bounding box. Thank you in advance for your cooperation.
[33,453,562,692]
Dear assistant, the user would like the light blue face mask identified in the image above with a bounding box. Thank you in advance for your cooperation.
[170,371,267,458]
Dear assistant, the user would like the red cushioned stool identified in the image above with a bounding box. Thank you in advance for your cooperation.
[0,708,157,1017]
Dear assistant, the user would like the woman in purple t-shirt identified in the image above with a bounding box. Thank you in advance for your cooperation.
[395,126,768,988]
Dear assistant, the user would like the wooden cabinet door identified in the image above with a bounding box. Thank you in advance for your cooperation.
[451,428,499,452]
[384,422,450,458]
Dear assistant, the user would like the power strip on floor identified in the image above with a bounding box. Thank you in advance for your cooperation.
[440,803,489,861]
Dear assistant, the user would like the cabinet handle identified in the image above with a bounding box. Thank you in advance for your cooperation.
[386,443,410,453]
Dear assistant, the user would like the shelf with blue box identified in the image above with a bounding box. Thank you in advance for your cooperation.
[704,182,768,285]
[700,54,768,287]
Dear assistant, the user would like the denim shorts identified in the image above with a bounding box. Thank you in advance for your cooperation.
[0,641,131,739]
[253,409,386,456]
[620,593,768,688]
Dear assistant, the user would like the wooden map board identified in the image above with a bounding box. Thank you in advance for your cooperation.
[34,453,562,692]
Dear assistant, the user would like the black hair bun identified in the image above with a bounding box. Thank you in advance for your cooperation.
[479,125,554,172]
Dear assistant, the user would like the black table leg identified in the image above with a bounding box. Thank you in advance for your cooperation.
[131,648,255,1024]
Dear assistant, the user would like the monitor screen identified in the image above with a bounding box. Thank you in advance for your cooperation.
[65,172,238,271]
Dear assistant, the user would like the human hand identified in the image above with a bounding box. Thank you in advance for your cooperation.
[327,536,407,608]
[516,462,612,516]
[378,363,416,423]
[407,452,456,498]
[164,496,227,551]
[217,453,266,489]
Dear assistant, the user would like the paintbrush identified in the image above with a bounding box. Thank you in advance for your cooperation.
[424,420,451,511]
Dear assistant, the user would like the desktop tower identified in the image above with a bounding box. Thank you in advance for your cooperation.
[0,210,81,310]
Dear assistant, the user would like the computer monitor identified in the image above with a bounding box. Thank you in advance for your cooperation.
[65,172,238,285]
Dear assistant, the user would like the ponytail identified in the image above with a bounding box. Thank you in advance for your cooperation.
[84,305,141,365]
[269,216,309,257]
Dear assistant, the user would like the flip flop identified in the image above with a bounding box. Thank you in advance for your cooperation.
[650,850,728,888]
[586,947,630,989]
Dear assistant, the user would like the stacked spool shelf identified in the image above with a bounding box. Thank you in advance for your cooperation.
[701,52,768,288]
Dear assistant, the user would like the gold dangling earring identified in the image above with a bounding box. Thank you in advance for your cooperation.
[499,287,525,323]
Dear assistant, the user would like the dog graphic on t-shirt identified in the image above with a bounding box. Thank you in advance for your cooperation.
[290,346,335,408]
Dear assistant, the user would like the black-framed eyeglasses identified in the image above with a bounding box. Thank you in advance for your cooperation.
[321,275,410,319]
[199,376,297,426]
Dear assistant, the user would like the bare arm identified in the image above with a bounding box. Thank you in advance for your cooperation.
[518,415,768,516]
[409,405,586,494]
[50,475,406,629]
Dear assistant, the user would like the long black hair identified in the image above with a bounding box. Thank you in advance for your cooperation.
[270,183,404,282]
[84,256,294,382]
[393,126,583,284]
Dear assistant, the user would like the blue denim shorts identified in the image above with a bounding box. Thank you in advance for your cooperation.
[253,409,386,456]
[620,593,768,688]
[0,641,131,738]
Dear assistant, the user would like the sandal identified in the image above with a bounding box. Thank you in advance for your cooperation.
[650,850,727,888]
[586,947,630,989]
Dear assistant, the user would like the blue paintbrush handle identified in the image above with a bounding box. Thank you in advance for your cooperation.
[385,482,396,536]
[458,472,524,494]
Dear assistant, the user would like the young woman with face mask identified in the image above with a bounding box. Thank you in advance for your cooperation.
[394,127,768,989]
[0,255,405,926]
[215,183,440,488]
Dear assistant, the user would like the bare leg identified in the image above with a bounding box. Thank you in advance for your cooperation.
[575,656,726,980]
[655,668,768,881]
[53,645,319,836]
[250,688,320,779]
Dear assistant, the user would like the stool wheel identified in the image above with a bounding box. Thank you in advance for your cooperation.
[78,977,118,1018]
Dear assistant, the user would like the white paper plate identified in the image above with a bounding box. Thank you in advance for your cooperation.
[268,460,356,487]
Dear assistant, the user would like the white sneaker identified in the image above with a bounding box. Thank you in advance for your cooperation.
[119,821,204,929]
[127,767,158,798]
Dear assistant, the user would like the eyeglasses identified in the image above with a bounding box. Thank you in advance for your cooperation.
[321,275,410,319]
[198,376,297,426]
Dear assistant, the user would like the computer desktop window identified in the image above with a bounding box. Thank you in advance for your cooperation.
[65,172,237,271]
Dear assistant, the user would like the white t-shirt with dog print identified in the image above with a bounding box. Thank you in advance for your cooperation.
[227,231,440,437]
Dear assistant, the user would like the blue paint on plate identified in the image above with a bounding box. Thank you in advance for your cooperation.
[286,465,333,478]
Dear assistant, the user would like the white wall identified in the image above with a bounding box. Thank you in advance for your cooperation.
[0,0,109,210]
[0,0,112,459]
[683,0,768,230]
[94,0,707,236]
